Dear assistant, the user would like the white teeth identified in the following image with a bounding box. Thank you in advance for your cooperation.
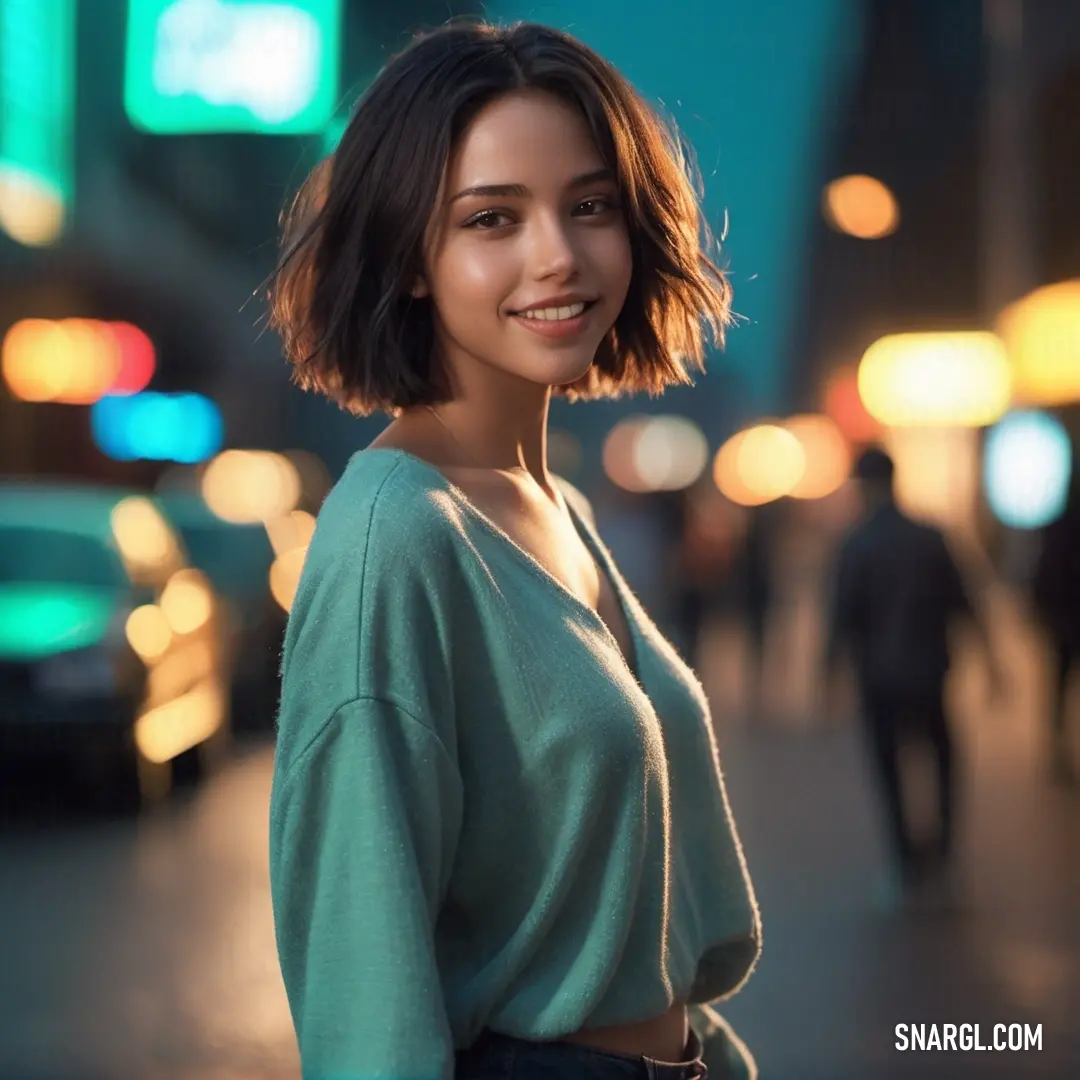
[520,302,587,321]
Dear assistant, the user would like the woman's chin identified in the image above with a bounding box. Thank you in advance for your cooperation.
[526,348,602,389]
[473,341,601,391]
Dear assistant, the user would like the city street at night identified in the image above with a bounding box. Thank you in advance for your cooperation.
[3,3,1080,1078]
[2,607,1076,1080]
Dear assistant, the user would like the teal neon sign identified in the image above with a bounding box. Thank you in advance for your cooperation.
[0,0,75,246]
[125,0,342,134]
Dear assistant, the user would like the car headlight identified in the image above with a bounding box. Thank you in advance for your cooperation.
[33,643,118,698]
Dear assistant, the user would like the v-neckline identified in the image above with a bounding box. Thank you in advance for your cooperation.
[363,447,642,685]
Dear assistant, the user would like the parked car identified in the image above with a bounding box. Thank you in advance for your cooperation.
[0,481,232,811]
[156,491,284,732]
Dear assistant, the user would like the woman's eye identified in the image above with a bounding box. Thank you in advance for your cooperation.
[575,197,619,216]
[466,210,513,229]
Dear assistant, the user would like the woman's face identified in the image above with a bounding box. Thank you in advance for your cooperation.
[418,89,632,395]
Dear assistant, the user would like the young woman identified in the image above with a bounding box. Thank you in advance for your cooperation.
[268,20,761,1080]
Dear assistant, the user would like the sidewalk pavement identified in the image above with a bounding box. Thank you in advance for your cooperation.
[698,590,1080,1079]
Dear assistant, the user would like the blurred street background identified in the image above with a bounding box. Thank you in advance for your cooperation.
[1,1,1079,1077]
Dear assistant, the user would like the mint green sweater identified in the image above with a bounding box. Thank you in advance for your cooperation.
[269,448,762,1080]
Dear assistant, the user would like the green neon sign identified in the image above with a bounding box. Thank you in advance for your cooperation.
[0,0,74,245]
[0,584,115,661]
[125,0,342,134]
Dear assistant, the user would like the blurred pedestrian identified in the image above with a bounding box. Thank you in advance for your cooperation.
[1031,461,1080,783]
[266,20,761,1080]
[824,448,1000,894]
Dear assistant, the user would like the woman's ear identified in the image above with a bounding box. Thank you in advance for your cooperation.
[411,277,430,298]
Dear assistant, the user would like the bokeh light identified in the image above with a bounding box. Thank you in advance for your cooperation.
[202,450,302,524]
[602,416,653,493]
[883,426,981,534]
[92,391,222,462]
[125,603,173,662]
[265,509,317,560]
[159,569,214,635]
[997,280,1080,406]
[270,545,309,614]
[858,331,1012,427]
[135,678,225,764]
[125,0,342,135]
[823,174,899,239]
[783,414,852,499]
[714,424,807,506]
[107,322,156,395]
[2,318,121,404]
[824,364,882,443]
[0,585,115,661]
[633,416,710,492]
[145,639,215,707]
[984,411,1073,530]
[110,496,180,579]
[0,165,64,247]
[603,415,709,493]
[2,318,157,404]
[282,448,332,504]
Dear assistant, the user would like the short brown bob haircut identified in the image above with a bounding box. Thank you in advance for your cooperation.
[268,19,733,417]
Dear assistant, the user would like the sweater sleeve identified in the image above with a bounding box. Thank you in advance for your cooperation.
[269,696,464,1080]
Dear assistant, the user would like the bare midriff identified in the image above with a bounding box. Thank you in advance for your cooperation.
[559,1000,690,1063]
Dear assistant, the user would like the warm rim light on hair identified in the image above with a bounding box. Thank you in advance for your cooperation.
[266,20,733,416]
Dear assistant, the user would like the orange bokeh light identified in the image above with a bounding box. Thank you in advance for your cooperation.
[824,366,881,444]
[1,317,155,404]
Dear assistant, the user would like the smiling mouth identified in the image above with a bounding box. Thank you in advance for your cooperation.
[512,300,597,322]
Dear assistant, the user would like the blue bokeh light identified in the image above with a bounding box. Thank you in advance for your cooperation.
[91,392,224,463]
[984,411,1073,530]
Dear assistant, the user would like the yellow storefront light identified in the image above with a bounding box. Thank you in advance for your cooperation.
[997,280,1080,406]
[858,331,1012,428]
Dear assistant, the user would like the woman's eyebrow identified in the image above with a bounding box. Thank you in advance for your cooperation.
[449,168,615,203]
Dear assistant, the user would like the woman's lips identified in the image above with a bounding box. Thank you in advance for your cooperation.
[510,301,597,340]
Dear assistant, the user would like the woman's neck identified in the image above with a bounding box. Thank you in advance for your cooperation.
[417,389,553,481]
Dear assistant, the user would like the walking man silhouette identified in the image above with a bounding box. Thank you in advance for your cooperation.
[825,448,999,893]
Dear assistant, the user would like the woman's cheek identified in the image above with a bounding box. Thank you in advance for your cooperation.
[440,241,516,304]
[602,228,633,289]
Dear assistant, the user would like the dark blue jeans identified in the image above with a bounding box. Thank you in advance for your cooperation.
[455,1026,708,1080]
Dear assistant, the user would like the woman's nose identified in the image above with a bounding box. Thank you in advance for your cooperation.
[528,214,579,278]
